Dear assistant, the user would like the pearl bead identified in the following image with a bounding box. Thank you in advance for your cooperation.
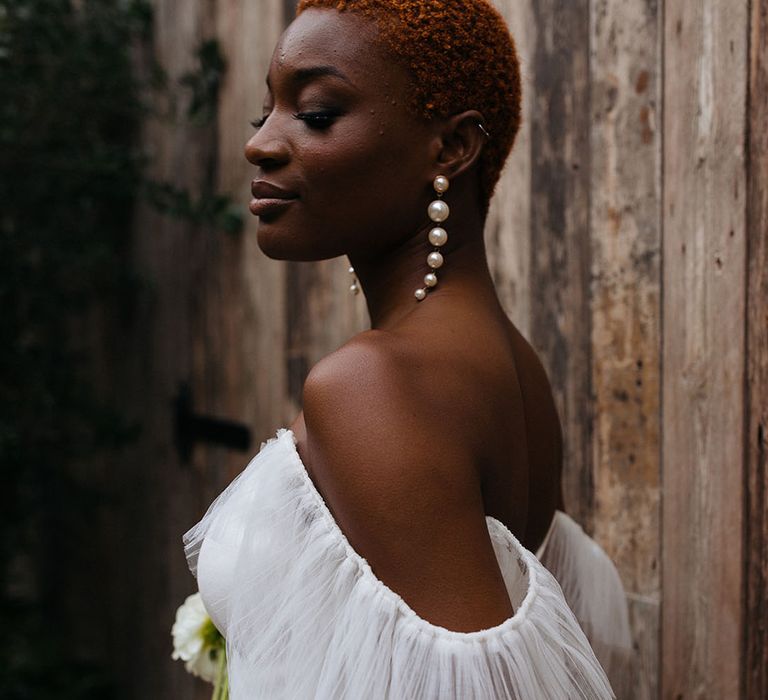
[427,251,444,269]
[433,175,450,193]
[428,200,449,222]
[428,227,448,247]
[348,266,355,274]
[415,288,427,301]
[350,283,359,295]
[424,273,438,287]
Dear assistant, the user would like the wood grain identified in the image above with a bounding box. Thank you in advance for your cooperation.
[148,1,309,695]
[529,0,593,529]
[661,0,748,697]
[486,0,534,335]
[744,0,768,696]
[124,0,225,695]
[215,0,288,448]
[589,0,661,696]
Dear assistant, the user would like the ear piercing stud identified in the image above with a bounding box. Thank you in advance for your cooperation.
[477,122,491,139]
[415,175,450,302]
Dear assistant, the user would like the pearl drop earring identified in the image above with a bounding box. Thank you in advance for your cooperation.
[348,263,360,295]
[415,175,450,302]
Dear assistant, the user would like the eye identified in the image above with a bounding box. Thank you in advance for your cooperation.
[292,111,339,130]
[250,114,270,129]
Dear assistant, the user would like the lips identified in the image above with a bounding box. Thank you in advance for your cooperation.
[250,180,299,217]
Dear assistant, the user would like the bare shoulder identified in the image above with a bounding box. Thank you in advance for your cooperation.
[298,330,514,632]
[301,329,468,490]
[302,329,404,416]
[302,330,416,442]
[301,329,443,509]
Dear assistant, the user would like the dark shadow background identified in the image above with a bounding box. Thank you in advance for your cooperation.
[1,1,241,697]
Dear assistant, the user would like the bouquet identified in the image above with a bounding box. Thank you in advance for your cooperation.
[171,592,228,700]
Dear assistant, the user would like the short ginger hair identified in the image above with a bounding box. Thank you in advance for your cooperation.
[295,0,522,209]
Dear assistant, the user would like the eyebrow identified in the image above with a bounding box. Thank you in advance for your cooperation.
[266,65,355,90]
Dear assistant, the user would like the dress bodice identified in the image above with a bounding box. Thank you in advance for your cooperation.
[184,428,626,699]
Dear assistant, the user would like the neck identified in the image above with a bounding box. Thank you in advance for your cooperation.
[348,203,502,330]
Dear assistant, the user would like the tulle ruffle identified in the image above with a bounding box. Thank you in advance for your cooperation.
[184,428,615,699]
[536,510,635,696]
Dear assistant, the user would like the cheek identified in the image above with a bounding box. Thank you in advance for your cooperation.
[297,128,426,253]
[302,135,403,199]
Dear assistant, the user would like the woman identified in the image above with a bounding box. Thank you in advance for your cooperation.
[184,1,631,697]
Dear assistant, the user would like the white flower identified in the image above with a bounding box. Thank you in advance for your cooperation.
[171,592,220,682]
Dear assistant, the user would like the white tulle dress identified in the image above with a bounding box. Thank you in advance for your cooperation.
[183,428,632,699]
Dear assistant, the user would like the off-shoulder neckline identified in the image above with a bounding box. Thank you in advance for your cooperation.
[267,427,541,641]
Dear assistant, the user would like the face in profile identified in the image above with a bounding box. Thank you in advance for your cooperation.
[244,9,438,263]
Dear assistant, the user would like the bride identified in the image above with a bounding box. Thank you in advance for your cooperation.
[184,1,632,697]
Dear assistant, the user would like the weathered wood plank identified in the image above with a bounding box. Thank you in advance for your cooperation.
[283,0,298,24]
[661,0,748,697]
[215,0,288,448]
[589,0,661,696]
[144,2,226,697]
[486,0,534,336]
[124,0,226,695]
[529,0,593,528]
[744,0,768,696]
[154,2,289,698]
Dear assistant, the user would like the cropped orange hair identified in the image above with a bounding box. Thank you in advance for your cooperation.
[295,0,522,209]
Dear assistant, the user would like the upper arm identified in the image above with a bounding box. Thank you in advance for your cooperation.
[299,337,515,632]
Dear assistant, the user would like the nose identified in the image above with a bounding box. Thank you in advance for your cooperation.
[244,120,290,170]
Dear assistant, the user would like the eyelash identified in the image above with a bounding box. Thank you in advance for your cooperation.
[293,111,338,129]
[249,111,339,130]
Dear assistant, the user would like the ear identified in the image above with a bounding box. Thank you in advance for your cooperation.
[432,109,489,181]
